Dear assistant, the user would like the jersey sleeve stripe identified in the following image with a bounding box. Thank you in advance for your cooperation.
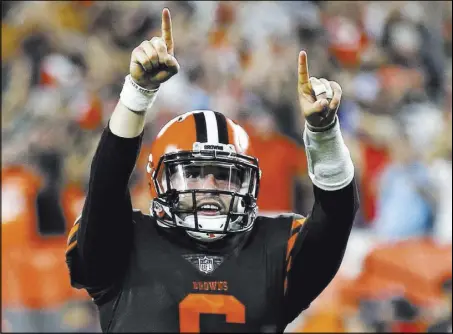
[292,218,305,230]
[67,232,77,247]
[285,218,306,261]
[66,240,77,254]
[67,222,80,245]
[284,217,306,295]
[286,234,298,261]
[286,257,292,273]
[66,219,80,253]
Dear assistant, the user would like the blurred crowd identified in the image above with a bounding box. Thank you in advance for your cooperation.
[2,1,452,332]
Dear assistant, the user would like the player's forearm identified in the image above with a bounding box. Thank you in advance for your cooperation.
[109,100,147,138]
[76,75,159,283]
[284,180,358,322]
[303,116,355,191]
[76,126,142,284]
[283,119,359,322]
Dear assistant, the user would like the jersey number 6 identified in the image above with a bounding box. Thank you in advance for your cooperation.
[179,294,245,332]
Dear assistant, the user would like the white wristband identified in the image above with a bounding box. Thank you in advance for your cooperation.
[119,75,159,113]
[303,116,355,191]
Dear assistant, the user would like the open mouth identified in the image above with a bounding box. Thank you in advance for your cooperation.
[197,203,222,216]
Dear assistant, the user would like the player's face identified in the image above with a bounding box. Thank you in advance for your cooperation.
[167,162,244,216]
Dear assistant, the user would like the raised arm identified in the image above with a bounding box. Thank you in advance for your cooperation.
[282,51,359,324]
[65,8,180,297]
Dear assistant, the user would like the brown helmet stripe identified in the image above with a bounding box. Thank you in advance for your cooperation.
[193,111,208,143]
[213,111,229,144]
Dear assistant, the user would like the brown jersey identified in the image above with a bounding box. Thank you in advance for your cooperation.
[65,126,359,332]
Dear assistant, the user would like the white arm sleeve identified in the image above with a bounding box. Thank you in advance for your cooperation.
[303,117,355,191]
[109,75,159,139]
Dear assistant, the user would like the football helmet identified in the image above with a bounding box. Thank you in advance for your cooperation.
[146,110,261,242]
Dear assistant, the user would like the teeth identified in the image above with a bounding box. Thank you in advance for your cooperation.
[199,204,220,210]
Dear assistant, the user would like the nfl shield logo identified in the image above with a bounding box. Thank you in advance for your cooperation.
[198,256,214,274]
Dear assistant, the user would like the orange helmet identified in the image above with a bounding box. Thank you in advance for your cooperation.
[146,110,261,242]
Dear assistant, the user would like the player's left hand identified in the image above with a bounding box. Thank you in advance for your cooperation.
[129,8,179,90]
[297,51,342,130]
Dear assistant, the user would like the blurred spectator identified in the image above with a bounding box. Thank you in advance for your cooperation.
[427,279,452,332]
[241,101,308,216]
[372,130,435,241]
[1,158,96,332]
[390,296,424,332]
[358,298,394,332]
[381,2,445,103]
[427,109,452,245]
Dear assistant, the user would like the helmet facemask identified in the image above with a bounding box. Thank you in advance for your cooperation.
[150,147,260,242]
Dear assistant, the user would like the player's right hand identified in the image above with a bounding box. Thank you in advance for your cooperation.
[130,8,180,90]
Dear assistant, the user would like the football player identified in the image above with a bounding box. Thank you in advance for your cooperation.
[66,8,359,332]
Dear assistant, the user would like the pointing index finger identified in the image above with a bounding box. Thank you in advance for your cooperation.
[298,51,310,89]
[161,8,174,56]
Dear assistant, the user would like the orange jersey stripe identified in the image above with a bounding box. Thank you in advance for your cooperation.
[67,222,79,245]
[66,240,77,254]
[284,217,306,295]
[285,218,306,261]
[286,256,292,273]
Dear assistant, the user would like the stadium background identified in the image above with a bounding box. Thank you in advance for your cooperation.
[1,1,451,332]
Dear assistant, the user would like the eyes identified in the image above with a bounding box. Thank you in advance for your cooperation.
[184,166,240,183]
[167,163,245,188]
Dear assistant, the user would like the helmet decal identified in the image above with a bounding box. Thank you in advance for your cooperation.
[193,110,229,145]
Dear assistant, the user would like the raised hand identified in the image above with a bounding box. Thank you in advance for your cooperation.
[130,8,180,90]
[298,51,342,130]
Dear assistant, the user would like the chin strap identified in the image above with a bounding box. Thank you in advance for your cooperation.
[182,215,228,242]
[151,194,257,241]
[184,214,228,229]
[186,231,226,242]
